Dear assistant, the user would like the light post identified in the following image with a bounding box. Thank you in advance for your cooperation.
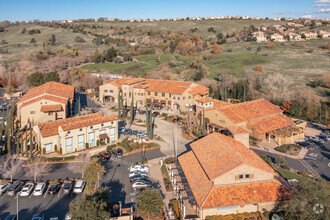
[16,193,19,220]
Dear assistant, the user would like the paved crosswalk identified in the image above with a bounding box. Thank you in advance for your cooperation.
[110,157,134,166]
[300,160,321,178]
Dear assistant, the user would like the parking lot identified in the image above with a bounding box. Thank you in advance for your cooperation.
[0,148,165,219]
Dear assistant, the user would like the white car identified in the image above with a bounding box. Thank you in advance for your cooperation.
[73,180,86,193]
[129,170,148,177]
[20,183,34,196]
[310,136,324,144]
[33,183,46,196]
[129,165,149,173]
[131,180,152,189]
[0,182,11,195]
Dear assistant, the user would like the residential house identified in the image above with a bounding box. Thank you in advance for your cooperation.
[319,30,330,38]
[287,32,302,41]
[178,133,289,219]
[201,99,304,147]
[16,81,75,128]
[302,31,318,39]
[99,78,209,112]
[270,33,285,42]
[34,113,118,154]
[252,32,267,42]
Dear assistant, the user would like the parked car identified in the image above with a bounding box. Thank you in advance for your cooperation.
[20,183,34,196]
[112,148,123,157]
[5,215,17,220]
[63,182,73,194]
[48,183,60,194]
[130,174,149,183]
[321,133,330,139]
[123,129,132,135]
[6,181,24,196]
[73,180,86,193]
[33,183,46,196]
[119,127,125,134]
[152,111,160,117]
[138,110,146,114]
[131,130,138,135]
[131,180,152,189]
[310,136,325,144]
[297,141,310,149]
[129,170,148,177]
[31,217,44,220]
[130,165,149,173]
[0,182,11,195]
[319,134,329,141]
[99,152,111,160]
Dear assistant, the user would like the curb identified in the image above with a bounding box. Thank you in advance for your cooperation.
[125,147,161,156]
[250,147,305,160]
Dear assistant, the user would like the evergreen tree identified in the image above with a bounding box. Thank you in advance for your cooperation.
[130,95,134,124]
[29,122,33,158]
[202,109,205,135]
[0,110,4,146]
[135,188,164,218]
[16,135,20,155]
[21,133,24,157]
[78,96,81,116]
[117,89,122,119]
[146,105,149,136]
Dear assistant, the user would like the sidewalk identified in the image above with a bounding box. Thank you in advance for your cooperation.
[250,145,308,159]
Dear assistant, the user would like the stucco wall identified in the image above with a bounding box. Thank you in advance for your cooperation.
[233,133,250,148]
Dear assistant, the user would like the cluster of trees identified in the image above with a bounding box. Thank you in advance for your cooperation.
[27,71,60,86]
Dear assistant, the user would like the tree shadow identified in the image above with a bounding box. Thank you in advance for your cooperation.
[0,203,10,219]
[105,179,127,204]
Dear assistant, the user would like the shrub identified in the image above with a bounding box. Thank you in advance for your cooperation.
[107,144,116,151]
[106,137,110,143]
[161,113,168,117]
[96,140,100,146]
[59,148,62,154]
[54,144,57,152]
[118,138,132,152]
[170,199,181,219]
[42,148,46,154]
[164,157,175,164]
[85,143,89,149]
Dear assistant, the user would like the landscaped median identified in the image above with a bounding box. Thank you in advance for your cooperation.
[160,157,175,192]
[275,144,302,156]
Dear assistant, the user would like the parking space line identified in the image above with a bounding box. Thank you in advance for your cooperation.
[0,194,5,200]
[14,194,18,199]
[44,192,47,199]
[29,193,33,199]
[58,190,61,198]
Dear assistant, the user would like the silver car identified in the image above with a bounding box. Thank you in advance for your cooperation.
[0,182,11,195]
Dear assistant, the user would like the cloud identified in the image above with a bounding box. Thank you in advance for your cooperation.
[276,11,292,15]
[314,0,330,3]
[302,15,314,18]
[317,8,330,13]
[312,3,330,7]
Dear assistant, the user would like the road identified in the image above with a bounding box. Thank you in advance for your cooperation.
[252,140,330,181]
[0,148,164,219]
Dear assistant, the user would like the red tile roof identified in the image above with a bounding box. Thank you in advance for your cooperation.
[178,151,213,207]
[227,125,250,134]
[196,98,232,108]
[247,115,294,134]
[202,180,288,208]
[179,133,289,209]
[105,78,145,89]
[40,104,63,112]
[216,99,283,124]
[37,113,117,137]
[188,85,209,96]
[189,133,274,180]
[17,81,74,104]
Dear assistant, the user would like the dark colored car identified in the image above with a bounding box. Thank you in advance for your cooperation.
[123,129,132,135]
[112,148,123,157]
[152,111,160,117]
[130,174,149,183]
[138,110,146,114]
[99,152,111,160]
[48,184,60,194]
[297,141,310,148]
[319,134,328,141]
[63,182,73,194]
[6,181,24,196]
[5,215,17,220]
[131,130,138,135]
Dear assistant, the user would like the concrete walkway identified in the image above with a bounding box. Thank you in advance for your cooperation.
[250,145,309,159]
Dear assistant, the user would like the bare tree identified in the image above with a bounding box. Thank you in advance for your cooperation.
[24,157,53,182]
[0,156,25,182]
[68,154,91,178]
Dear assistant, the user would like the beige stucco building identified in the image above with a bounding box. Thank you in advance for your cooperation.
[16,81,75,128]
[178,133,290,219]
[99,78,209,112]
[33,113,118,155]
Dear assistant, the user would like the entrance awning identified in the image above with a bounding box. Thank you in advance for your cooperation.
[99,133,108,139]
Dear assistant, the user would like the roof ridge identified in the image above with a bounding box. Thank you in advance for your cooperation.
[45,81,53,95]
[200,185,215,208]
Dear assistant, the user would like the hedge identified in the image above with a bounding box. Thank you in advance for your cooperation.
[170,199,181,219]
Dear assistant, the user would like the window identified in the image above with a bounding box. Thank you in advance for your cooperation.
[154,92,158,96]
[173,97,176,100]
[110,90,113,93]
[90,126,93,129]
[183,97,185,100]
[178,97,180,100]
[88,132,95,146]
[104,90,108,93]
[45,143,52,153]
[66,137,73,153]
[111,122,114,124]
[78,135,84,149]
[67,131,71,134]
[169,94,171,97]
[189,96,191,99]
[245,174,250,178]
[109,128,116,142]
[239,174,244,179]
[48,112,53,115]
[30,111,35,115]
[148,92,150,95]
[79,128,83,131]
[101,124,104,126]
[162,93,165,97]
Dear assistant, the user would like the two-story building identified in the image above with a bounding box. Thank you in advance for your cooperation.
[34,113,118,155]
[270,33,285,42]
[16,81,75,128]
[99,78,209,112]
[200,99,304,147]
[178,133,289,219]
